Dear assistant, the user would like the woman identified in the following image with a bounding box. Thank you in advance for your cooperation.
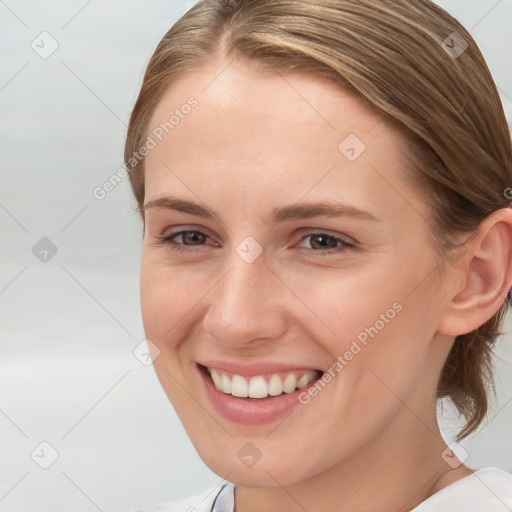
[126,0,512,510]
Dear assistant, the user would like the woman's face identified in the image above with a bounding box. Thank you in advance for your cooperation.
[140,58,457,486]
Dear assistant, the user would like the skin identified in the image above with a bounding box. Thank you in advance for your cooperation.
[139,57,512,512]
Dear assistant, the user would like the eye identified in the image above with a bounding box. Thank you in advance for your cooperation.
[297,232,355,255]
[155,229,354,256]
[156,229,216,252]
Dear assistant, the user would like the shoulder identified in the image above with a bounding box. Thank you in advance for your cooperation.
[412,467,512,511]
[133,483,235,512]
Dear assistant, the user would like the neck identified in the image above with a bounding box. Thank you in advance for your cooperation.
[234,403,462,512]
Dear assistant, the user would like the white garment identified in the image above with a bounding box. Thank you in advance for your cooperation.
[135,467,512,512]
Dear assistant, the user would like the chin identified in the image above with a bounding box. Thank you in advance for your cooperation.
[193,438,317,488]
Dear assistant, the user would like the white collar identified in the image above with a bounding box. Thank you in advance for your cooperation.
[211,482,235,512]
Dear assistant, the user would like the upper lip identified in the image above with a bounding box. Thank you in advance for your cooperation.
[198,360,322,377]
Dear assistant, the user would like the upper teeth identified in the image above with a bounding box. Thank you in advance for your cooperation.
[207,368,319,399]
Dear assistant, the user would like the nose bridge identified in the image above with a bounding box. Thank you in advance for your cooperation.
[203,252,285,345]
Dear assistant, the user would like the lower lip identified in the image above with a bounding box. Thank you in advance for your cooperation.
[197,364,321,425]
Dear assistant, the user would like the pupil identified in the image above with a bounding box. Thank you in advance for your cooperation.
[311,235,337,249]
[184,232,204,245]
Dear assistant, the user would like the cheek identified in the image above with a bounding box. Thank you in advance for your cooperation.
[278,265,399,343]
[291,259,438,375]
[140,258,202,347]
[140,259,202,406]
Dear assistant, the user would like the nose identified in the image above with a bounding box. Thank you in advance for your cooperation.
[202,255,288,349]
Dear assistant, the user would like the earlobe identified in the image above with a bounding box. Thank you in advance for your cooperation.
[438,208,512,337]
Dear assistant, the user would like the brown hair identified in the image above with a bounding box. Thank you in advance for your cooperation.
[125,0,512,439]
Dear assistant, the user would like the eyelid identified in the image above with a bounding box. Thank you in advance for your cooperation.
[161,224,216,239]
[155,227,357,256]
[296,233,355,252]
[161,227,218,246]
[295,228,357,245]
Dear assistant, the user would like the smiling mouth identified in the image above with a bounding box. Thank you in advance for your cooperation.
[199,364,323,400]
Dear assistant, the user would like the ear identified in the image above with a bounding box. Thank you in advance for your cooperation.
[437,207,512,337]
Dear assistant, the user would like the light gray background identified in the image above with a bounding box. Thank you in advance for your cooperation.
[0,1,511,511]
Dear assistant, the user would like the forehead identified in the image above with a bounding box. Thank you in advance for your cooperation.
[143,58,423,224]
[147,58,386,152]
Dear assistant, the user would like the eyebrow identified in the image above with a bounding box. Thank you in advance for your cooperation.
[143,196,380,223]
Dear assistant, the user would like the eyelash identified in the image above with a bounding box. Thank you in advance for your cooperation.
[155,230,355,256]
